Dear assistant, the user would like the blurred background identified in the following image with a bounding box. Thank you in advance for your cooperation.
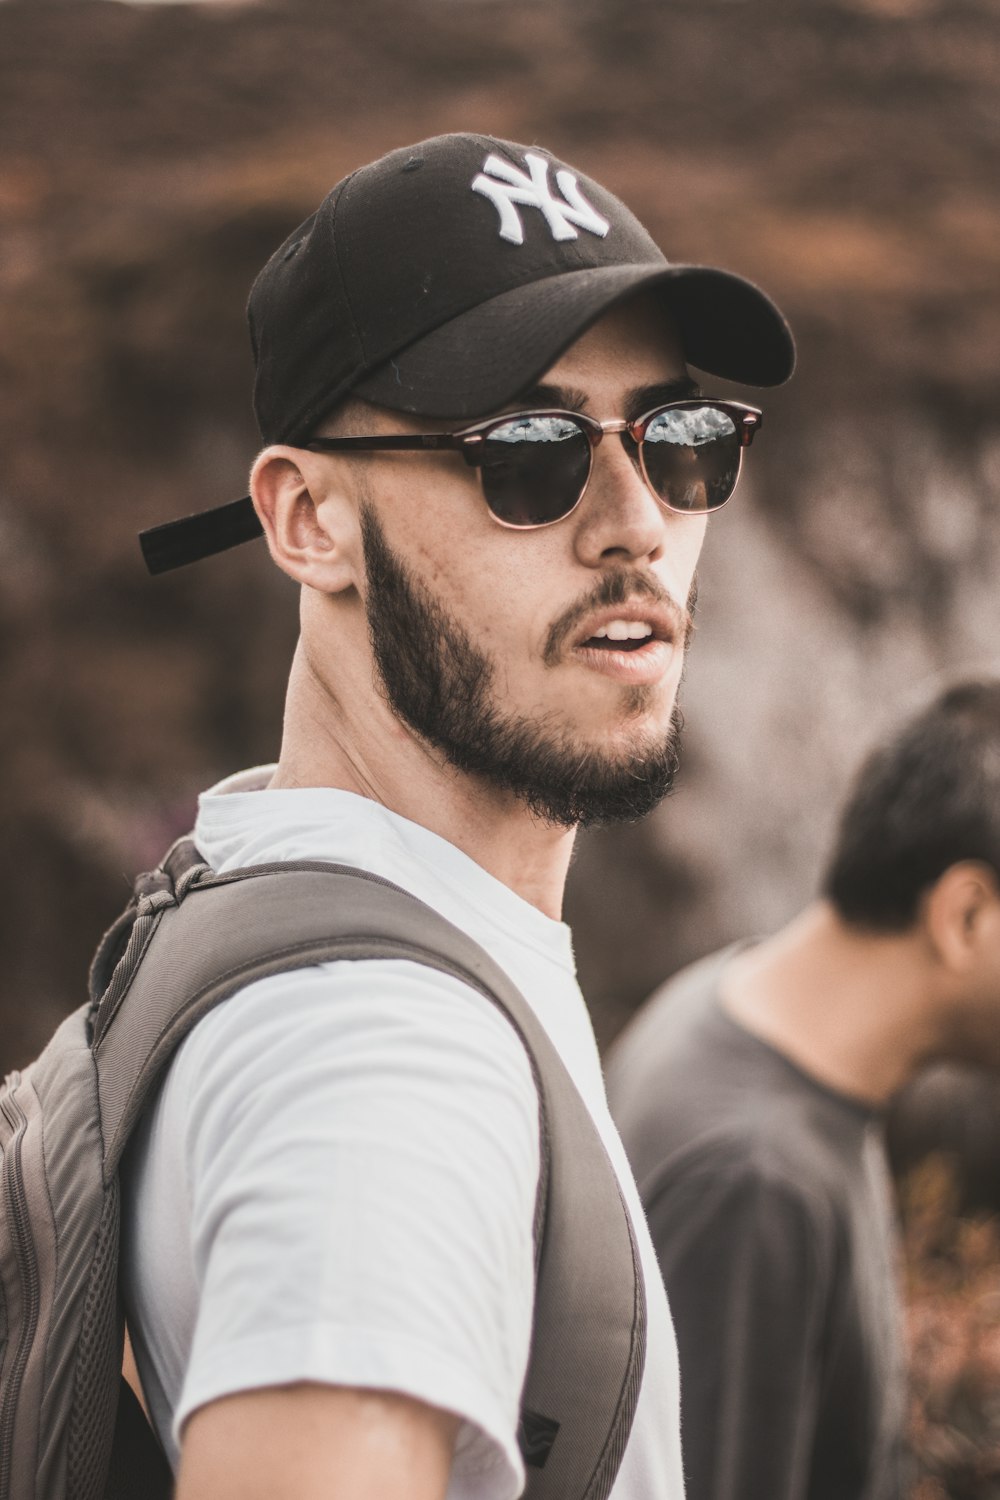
[2,0,999,1489]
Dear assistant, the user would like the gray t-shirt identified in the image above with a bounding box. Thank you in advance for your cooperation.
[606,946,905,1500]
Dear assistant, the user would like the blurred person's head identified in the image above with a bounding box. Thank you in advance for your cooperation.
[710,677,1000,1104]
[825,678,1000,930]
[822,677,1000,1063]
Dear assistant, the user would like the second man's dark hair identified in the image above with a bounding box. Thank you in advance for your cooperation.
[823,678,1000,930]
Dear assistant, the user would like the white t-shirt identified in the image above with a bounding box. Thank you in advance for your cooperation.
[121,769,684,1500]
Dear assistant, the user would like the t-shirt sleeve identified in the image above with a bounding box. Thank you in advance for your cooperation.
[644,1148,833,1500]
[170,956,540,1499]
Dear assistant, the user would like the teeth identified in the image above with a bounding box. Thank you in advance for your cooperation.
[593,620,654,641]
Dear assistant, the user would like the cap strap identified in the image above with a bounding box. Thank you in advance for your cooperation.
[139,497,263,575]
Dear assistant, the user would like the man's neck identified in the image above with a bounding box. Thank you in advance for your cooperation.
[269,641,576,920]
[720,902,942,1106]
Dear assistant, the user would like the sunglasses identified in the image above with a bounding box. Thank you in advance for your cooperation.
[305,399,762,530]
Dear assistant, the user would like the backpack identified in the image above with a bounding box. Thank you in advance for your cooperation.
[0,837,646,1500]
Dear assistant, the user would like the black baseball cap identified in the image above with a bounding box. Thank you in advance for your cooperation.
[140,132,795,574]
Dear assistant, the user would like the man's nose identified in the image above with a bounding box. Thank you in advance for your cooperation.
[571,432,673,569]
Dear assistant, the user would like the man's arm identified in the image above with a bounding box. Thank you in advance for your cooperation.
[646,1156,831,1500]
[176,1384,458,1500]
[126,958,539,1494]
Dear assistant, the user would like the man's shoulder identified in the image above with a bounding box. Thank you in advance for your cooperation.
[174,953,537,1094]
[635,1113,843,1228]
[608,946,872,1212]
[606,943,758,1117]
[615,1046,848,1290]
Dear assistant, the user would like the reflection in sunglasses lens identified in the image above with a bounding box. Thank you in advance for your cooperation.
[642,406,740,512]
[479,416,591,527]
[473,405,744,527]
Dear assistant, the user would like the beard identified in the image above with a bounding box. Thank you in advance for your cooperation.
[360,503,687,829]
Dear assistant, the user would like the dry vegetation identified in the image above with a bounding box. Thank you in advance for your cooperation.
[902,1160,1000,1497]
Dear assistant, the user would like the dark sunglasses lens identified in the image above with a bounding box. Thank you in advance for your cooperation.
[642,406,741,513]
[476,416,591,526]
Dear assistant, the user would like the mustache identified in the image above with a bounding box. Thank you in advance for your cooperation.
[543,570,696,667]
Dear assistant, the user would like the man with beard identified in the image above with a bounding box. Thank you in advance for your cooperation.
[126,133,793,1500]
[607,678,1000,1500]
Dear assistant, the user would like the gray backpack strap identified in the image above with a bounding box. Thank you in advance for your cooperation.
[94,859,646,1500]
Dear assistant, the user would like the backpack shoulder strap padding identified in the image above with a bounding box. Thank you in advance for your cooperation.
[94,862,645,1500]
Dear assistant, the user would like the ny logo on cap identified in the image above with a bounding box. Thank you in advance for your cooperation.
[472,152,611,246]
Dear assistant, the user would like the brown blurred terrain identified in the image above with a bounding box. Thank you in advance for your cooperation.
[901,1159,1000,1499]
[2,0,1000,1484]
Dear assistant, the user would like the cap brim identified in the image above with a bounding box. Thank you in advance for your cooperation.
[356,261,795,418]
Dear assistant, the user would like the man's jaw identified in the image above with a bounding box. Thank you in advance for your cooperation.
[360,501,686,830]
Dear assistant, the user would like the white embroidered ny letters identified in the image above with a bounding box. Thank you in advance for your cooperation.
[471,152,611,246]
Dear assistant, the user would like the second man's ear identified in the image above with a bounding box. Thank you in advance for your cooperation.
[924,860,1000,973]
[250,446,361,594]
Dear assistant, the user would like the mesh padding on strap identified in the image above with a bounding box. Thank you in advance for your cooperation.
[66,1184,121,1500]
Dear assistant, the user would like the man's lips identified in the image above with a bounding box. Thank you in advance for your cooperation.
[542,572,692,669]
[571,603,679,653]
[572,636,676,685]
[561,601,685,686]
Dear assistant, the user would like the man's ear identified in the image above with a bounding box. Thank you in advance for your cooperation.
[250,445,359,592]
[923,861,1000,973]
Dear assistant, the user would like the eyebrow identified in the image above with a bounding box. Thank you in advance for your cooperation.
[514,376,701,421]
